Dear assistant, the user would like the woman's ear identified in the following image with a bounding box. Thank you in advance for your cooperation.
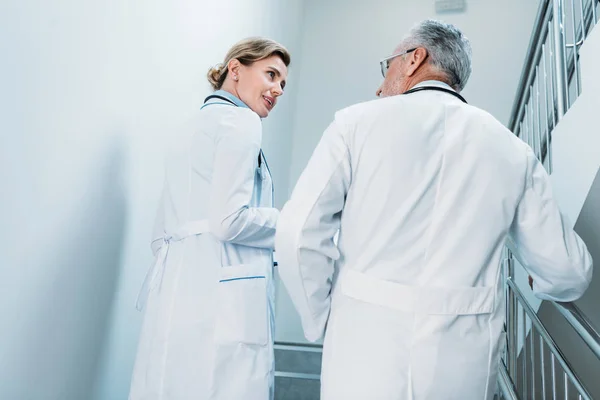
[228,59,241,79]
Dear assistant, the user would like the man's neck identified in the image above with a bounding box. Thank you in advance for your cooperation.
[404,71,453,92]
[411,80,453,90]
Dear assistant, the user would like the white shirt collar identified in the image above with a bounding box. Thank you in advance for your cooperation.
[411,80,455,91]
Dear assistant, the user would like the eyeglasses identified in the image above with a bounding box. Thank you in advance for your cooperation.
[379,48,417,78]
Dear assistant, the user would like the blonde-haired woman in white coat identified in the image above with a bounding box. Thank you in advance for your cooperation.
[129,37,290,400]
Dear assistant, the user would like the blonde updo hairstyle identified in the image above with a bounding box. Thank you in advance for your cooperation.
[207,37,291,91]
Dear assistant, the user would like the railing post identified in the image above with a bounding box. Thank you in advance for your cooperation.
[552,0,569,117]
[506,251,518,381]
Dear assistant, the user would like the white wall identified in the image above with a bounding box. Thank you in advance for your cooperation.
[0,1,303,399]
[0,2,131,398]
[549,24,600,227]
[274,0,541,343]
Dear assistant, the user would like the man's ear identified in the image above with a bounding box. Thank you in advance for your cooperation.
[406,47,428,77]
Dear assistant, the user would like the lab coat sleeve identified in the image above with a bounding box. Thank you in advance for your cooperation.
[507,147,593,302]
[276,117,352,342]
[209,108,279,249]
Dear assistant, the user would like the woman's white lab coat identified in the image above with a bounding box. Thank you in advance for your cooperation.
[275,82,593,400]
[129,91,278,400]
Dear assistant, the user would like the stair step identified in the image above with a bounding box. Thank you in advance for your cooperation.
[275,376,320,400]
[274,343,323,399]
[275,346,322,375]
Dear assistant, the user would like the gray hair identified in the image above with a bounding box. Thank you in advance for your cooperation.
[401,20,472,92]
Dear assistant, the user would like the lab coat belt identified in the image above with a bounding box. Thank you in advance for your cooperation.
[135,219,210,310]
[339,269,495,315]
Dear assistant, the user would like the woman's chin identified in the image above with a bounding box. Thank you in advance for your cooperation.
[256,107,270,118]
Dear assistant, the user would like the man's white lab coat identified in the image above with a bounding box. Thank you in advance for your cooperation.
[275,81,592,400]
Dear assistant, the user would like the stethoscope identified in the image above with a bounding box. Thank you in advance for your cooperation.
[204,94,238,106]
[402,86,468,104]
[203,94,272,175]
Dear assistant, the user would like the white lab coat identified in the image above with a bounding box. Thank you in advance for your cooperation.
[129,92,278,400]
[275,81,593,400]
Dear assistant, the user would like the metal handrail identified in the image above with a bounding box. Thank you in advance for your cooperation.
[503,0,600,395]
[508,0,599,176]
[552,301,600,360]
[509,0,599,132]
[498,362,520,400]
[508,0,553,132]
[565,0,599,90]
[506,278,594,399]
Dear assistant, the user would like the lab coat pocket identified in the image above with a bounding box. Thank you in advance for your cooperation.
[214,264,269,346]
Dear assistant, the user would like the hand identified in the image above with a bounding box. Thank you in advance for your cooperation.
[528,275,534,290]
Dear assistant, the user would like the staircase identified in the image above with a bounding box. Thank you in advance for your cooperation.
[500,0,600,399]
[274,343,322,400]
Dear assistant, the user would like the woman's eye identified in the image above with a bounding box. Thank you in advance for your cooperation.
[267,71,275,79]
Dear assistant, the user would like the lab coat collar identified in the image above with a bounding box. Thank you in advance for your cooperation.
[213,89,250,109]
[411,80,455,92]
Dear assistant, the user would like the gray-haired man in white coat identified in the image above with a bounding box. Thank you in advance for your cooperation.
[275,19,592,400]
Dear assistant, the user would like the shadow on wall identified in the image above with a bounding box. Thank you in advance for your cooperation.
[0,137,128,400]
